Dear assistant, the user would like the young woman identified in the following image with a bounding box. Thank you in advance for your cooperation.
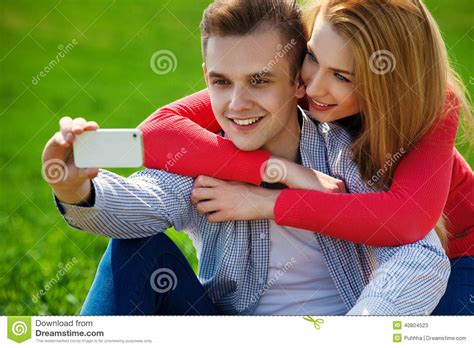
[139,0,473,314]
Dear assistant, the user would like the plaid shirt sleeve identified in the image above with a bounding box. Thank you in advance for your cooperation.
[347,230,450,315]
[320,121,450,316]
[54,169,195,239]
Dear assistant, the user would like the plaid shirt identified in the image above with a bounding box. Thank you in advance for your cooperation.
[55,107,450,315]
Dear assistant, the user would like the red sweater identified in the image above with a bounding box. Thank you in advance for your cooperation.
[139,89,473,259]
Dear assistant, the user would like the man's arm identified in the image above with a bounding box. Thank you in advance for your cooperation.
[55,169,195,239]
[347,230,450,315]
[42,117,195,239]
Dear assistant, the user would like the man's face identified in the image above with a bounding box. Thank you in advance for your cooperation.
[204,28,305,152]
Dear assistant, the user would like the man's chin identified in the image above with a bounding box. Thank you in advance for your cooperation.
[232,139,262,152]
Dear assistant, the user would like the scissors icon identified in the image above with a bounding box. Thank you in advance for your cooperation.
[303,316,325,330]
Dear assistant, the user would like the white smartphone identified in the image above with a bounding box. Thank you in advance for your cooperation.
[73,129,144,168]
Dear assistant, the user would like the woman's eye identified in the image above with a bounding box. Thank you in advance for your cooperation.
[334,72,350,83]
[307,51,318,63]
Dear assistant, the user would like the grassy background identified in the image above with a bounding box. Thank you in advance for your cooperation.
[0,0,472,315]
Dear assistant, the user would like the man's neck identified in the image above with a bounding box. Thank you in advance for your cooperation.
[262,107,301,162]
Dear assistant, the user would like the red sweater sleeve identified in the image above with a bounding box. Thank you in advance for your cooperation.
[139,89,271,185]
[275,93,462,246]
[140,89,464,247]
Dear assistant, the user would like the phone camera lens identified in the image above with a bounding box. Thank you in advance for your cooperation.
[133,134,137,138]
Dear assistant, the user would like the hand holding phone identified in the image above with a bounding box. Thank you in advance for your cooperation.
[42,117,99,205]
[41,117,144,205]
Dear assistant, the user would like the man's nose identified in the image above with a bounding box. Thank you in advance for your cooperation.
[228,85,254,112]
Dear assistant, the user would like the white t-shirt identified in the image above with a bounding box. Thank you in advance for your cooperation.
[253,221,347,315]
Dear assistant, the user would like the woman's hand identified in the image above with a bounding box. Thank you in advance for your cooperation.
[191,176,280,223]
[263,157,347,192]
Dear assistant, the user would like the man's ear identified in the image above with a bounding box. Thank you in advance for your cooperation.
[294,72,306,99]
[202,63,209,87]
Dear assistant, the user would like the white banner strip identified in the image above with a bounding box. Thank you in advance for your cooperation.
[1,316,472,347]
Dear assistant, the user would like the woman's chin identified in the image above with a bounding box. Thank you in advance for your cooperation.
[309,108,337,123]
[308,106,350,123]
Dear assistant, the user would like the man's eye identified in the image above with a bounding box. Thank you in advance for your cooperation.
[334,72,350,83]
[251,77,268,85]
[213,79,228,85]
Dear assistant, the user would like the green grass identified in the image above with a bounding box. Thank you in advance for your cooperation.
[0,0,472,315]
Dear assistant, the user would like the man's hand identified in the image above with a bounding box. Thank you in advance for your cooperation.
[41,116,100,205]
[191,176,280,222]
[262,157,347,193]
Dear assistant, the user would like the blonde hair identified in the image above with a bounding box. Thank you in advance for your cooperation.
[303,0,473,249]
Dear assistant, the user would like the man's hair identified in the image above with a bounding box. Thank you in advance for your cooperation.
[200,0,308,83]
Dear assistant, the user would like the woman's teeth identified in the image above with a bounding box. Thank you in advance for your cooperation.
[312,99,333,107]
[232,117,262,126]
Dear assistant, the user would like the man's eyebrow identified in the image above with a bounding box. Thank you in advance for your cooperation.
[207,70,228,79]
[307,44,354,75]
[208,70,277,79]
[250,70,276,78]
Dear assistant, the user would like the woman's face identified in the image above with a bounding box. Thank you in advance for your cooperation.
[301,13,360,122]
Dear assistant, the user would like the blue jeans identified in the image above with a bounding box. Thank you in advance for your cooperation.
[81,233,219,315]
[432,256,474,315]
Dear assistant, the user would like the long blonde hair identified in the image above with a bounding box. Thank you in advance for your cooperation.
[303,0,473,248]
[304,0,472,188]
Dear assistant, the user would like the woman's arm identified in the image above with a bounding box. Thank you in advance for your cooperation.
[139,89,270,185]
[274,94,462,246]
[188,94,463,246]
[140,89,462,246]
[140,90,345,191]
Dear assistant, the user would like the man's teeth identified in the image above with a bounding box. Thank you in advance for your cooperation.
[232,117,261,126]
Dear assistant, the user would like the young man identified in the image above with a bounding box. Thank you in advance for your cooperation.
[42,0,449,315]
